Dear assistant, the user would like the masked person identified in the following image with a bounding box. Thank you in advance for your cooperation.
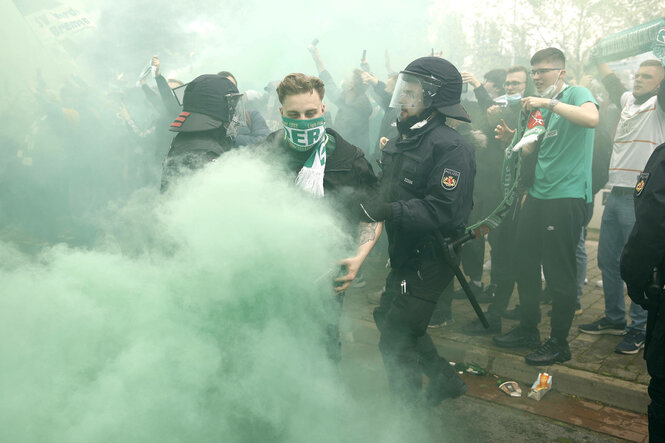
[620,141,665,442]
[161,75,244,192]
[263,73,382,362]
[357,57,475,406]
[493,47,599,366]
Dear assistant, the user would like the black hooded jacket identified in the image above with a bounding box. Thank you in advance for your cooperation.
[265,127,378,226]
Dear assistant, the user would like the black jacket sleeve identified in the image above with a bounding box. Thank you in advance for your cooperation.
[155,74,181,116]
[319,70,343,107]
[372,81,392,110]
[621,144,665,290]
[601,73,628,109]
[390,137,475,232]
[473,85,495,113]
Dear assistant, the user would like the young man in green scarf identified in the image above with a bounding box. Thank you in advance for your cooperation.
[264,73,382,362]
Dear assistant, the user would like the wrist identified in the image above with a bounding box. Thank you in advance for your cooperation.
[549,99,560,110]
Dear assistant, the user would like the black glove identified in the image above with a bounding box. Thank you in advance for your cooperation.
[626,284,649,310]
[359,201,392,223]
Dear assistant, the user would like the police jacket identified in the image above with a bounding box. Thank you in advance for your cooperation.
[380,113,475,268]
[265,127,378,227]
[621,141,665,292]
[160,129,232,192]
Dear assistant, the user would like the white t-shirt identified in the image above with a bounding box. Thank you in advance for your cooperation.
[608,92,665,188]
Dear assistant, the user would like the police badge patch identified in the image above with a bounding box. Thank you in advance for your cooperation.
[635,172,650,197]
[441,168,460,190]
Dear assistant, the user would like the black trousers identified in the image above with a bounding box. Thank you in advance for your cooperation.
[516,196,586,341]
[647,294,665,441]
[487,206,522,318]
[373,255,455,402]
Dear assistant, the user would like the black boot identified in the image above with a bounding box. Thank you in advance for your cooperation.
[493,326,540,348]
[462,314,501,336]
[424,361,468,407]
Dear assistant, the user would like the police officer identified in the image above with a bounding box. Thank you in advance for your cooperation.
[358,57,476,406]
[161,74,243,192]
[620,141,665,440]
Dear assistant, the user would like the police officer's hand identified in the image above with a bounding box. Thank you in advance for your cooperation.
[627,284,650,310]
[359,201,392,223]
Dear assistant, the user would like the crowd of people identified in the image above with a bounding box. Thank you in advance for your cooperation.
[4,36,665,438]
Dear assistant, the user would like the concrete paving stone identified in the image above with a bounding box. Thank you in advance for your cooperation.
[577,399,605,411]
[566,361,603,373]
[637,373,651,385]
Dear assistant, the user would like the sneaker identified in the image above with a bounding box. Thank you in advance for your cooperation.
[476,283,497,303]
[525,337,571,366]
[429,317,454,328]
[461,316,501,336]
[579,317,626,336]
[502,305,520,320]
[493,327,540,348]
[615,329,646,355]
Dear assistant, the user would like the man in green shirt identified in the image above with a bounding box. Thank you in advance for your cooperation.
[493,48,599,365]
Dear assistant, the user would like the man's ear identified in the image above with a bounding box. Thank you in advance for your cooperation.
[279,106,284,116]
[559,69,567,81]
[321,103,326,114]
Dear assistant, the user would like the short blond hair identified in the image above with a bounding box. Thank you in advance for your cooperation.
[276,73,325,104]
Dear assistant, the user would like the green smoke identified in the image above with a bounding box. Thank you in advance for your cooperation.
[0,150,440,442]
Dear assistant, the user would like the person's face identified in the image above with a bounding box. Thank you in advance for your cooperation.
[280,91,325,120]
[504,71,527,95]
[530,61,565,94]
[633,66,664,96]
[484,81,501,99]
[397,81,426,120]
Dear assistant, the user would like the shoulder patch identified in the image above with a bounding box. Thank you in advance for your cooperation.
[441,168,460,190]
[635,172,650,197]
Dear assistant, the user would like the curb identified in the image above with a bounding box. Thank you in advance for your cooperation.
[347,317,649,414]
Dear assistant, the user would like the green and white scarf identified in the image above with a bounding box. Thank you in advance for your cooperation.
[282,116,328,197]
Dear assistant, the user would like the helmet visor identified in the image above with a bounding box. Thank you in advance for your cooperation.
[389,71,441,110]
[225,92,247,138]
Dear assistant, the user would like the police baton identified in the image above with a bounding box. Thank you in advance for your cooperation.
[435,230,490,329]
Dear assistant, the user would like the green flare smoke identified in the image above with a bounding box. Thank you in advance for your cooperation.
[0,151,437,442]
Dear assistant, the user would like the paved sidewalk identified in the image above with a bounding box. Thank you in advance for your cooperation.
[342,237,649,417]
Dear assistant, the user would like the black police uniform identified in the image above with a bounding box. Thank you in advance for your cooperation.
[373,112,475,404]
[620,142,665,440]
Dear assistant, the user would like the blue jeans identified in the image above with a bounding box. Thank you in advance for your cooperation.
[597,192,647,331]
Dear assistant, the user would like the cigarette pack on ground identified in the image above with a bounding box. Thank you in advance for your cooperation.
[528,372,552,401]
[499,381,522,397]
